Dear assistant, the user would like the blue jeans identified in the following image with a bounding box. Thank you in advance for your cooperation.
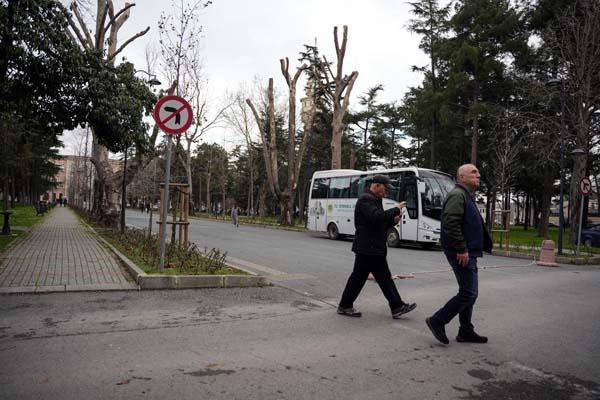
[432,254,479,331]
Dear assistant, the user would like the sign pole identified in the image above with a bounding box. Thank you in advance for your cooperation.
[576,194,584,256]
[159,135,173,271]
[154,94,192,271]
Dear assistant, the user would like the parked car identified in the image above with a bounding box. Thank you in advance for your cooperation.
[581,224,600,247]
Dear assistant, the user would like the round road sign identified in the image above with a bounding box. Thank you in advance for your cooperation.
[578,176,592,196]
[154,95,193,135]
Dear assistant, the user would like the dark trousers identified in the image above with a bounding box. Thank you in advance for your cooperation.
[339,253,404,311]
[432,254,479,331]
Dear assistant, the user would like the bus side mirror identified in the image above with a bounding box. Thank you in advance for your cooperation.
[417,181,426,193]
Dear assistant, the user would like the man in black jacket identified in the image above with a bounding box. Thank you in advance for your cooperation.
[338,174,417,319]
[426,164,492,345]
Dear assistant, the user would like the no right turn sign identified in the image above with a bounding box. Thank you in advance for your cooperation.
[579,177,592,196]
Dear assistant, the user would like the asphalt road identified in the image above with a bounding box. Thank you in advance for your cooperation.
[125,211,539,304]
[1,211,599,399]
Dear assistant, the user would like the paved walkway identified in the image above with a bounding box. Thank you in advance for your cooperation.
[0,207,137,293]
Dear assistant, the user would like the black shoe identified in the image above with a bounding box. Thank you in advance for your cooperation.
[456,330,488,343]
[392,303,417,319]
[426,317,449,345]
[337,307,362,317]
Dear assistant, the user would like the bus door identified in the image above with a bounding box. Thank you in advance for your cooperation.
[309,177,329,232]
[398,176,419,241]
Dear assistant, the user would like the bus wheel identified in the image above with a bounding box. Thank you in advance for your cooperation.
[386,228,400,247]
[327,223,340,240]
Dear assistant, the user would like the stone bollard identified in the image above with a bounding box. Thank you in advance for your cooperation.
[537,240,558,267]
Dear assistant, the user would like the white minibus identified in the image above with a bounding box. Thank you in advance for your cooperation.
[307,167,455,248]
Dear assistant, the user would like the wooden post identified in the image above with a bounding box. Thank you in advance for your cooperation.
[183,186,189,246]
[178,189,184,247]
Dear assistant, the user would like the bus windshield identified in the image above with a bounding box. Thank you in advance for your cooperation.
[419,170,455,221]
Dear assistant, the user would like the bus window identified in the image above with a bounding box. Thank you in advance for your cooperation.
[329,177,351,198]
[419,170,455,220]
[311,178,329,199]
[355,175,370,195]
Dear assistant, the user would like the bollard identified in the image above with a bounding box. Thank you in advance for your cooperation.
[537,240,558,267]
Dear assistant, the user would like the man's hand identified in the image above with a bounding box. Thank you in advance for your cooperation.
[456,252,469,267]
[397,201,406,210]
[393,215,401,224]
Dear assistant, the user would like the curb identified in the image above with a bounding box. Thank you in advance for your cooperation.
[187,214,306,233]
[492,249,600,265]
[90,226,270,290]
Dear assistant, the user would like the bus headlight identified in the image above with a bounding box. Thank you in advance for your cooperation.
[421,221,433,231]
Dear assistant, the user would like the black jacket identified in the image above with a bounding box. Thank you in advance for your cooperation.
[351,190,401,256]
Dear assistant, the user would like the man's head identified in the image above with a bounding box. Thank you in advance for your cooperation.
[456,164,481,191]
[369,174,394,198]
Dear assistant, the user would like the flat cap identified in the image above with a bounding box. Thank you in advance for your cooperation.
[372,174,395,189]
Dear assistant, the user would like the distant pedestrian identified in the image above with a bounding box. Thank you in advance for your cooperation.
[231,206,239,228]
[426,164,492,345]
[337,174,417,319]
[140,202,145,213]
[146,203,151,213]
[63,198,67,207]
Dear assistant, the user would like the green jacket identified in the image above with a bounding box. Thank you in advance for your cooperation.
[441,184,492,256]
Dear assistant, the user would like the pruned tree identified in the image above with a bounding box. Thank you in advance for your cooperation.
[246,57,313,225]
[308,26,359,169]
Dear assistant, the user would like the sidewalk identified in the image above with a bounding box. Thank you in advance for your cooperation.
[0,207,137,293]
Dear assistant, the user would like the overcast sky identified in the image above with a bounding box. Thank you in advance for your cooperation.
[61,0,430,153]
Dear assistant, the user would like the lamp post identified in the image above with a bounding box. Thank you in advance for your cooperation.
[547,78,566,254]
[134,69,161,87]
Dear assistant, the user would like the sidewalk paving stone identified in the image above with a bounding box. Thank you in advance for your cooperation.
[0,207,137,293]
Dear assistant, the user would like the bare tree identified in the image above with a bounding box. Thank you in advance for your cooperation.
[224,85,258,217]
[159,0,224,214]
[246,57,314,225]
[311,26,359,169]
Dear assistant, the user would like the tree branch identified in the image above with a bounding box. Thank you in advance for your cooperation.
[57,3,90,49]
[70,2,94,47]
[104,3,136,37]
[108,26,150,61]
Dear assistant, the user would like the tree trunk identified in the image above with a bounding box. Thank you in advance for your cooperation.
[328,26,358,169]
[470,82,480,165]
[186,141,194,215]
[569,154,588,243]
[331,105,344,169]
[524,191,530,230]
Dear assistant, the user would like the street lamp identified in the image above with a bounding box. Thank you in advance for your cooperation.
[547,78,566,255]
[134,69,162,87]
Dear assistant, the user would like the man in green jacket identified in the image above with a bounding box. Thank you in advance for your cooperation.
[426,164,492,345]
